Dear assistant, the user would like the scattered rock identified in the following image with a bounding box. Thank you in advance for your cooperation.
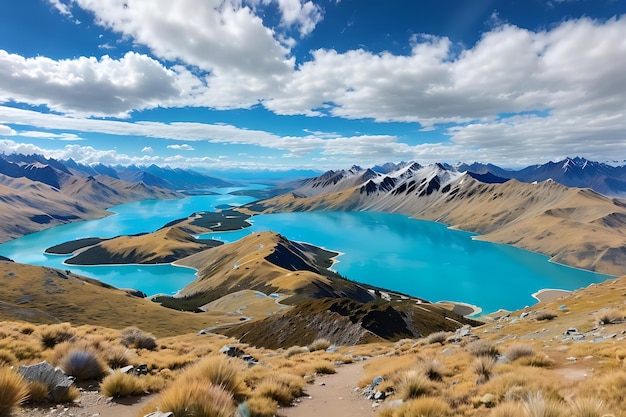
[567,357,577,361]
[144,412,174,417]
[220,345,245,358]
[134,364,149,376]
[18,361,74,401]
[119,365,134,374]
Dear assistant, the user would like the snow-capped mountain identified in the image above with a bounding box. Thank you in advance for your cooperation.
[460,157,626,197]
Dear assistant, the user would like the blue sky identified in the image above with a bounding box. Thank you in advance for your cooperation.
[0,0,625,170]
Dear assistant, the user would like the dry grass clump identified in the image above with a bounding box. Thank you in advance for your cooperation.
[0,350,18,367]
[142,380,235,417]
[505,344,536,362]
[479,367,562,405]
[424,331,448,345]
[379,397,452,417]
[253,372,304,406]
[307,338,331,352]
[104,346,132,369]
[474,356,497,384]
[100,371,144,397]
[38,323,75,348]
[254,378,296,406]
[517,355,554,368]
[488,402,526,417]
[466,339,499,357]
[284,345,309,358]
[396,370,436,400]
[577,370,626,411]
[120,327,157,350]
[522,392,565,417]
[26,380,50,403]
[535,311,558,321]
[184,355,248,400]
[569,397,610,417]
[245,396,278,417]
[418,358,444,382]
[57,349,107,381]
[0,367,29,416]
[595,308,624,325]
[311,360,336,374]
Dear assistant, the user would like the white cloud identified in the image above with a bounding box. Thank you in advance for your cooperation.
[71,0,295,109]
[0,50,204,118]
[167,144,195,151]
[141,146,153,154]
[0,124,16,136]
[271,0,323,37]
[16,131,83,141]
[267,17,626,127]
[48,0,72,16]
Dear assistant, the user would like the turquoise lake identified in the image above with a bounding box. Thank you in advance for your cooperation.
[0,188,612,314]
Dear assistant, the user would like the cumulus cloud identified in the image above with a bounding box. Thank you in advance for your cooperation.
[270,0,324,36]
[141,146,153,153]
[69,0,295,109]
[0,50,203,117]
[267,17,626,126]
[167,144,195,151]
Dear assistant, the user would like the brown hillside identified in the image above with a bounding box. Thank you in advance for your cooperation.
[0,260,237,336]
[251,176,626,275]
[64,226,222,265]
[0,173,180,244]
[220,297,479,349]
[174,231,374,305]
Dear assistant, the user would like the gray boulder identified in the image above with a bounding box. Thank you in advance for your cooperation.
[18,361,74,401]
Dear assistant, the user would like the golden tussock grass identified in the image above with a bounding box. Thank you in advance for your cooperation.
[395,370,437,400]
[474,356,497,384]
[140,380,235,417]
[246,395,278,417]
[254,378,296,406]
[505,343,536,362]
[479,367,563,405]
[100,371,145,398]
[311,360,336,374]
[521,391,565,417]
[488,401,526,417]
[378,396,452,417]
[594,307,624,325]
[183,355,248,400]
[26,380,50,403]
[38,323,75,349]
[0,367,29,416]
[284,345,309,358]
[424,331,449,345]
[307,338,331,352]
[576,370,626,411]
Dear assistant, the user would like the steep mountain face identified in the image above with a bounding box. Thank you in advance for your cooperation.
[221,297,478,349]
[250,163,626,276]
[460,157,626,197]
[173,231,375,306]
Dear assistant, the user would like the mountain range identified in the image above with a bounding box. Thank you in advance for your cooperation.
[247,161,626,276]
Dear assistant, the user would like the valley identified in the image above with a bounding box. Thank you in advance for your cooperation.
[1,153,626,417]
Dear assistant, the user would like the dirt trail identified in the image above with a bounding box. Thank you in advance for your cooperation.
[17,392,156,417]
[279,361,376,417]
